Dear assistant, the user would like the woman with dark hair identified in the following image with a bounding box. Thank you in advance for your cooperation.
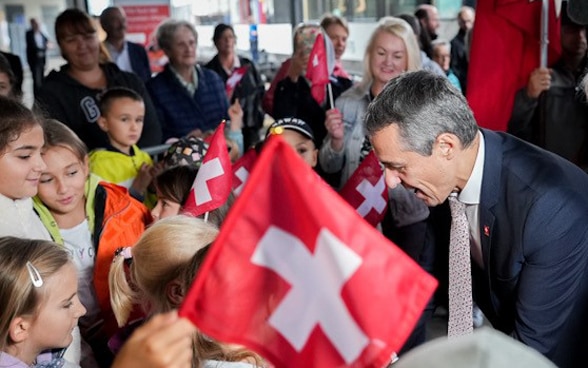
[205,23,265,149]
[35,8,161,151]
[0,53,20,99]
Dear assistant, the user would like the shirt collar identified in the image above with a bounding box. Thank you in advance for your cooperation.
[458,131,484,205]
[169,64,199,95]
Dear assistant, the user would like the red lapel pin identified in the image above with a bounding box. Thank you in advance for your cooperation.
[483,225,490,237]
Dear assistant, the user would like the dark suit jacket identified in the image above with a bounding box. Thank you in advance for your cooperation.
[25,29,48,66]
[433,129,588,367]
[0,51,23,93]
[126,41,151,83]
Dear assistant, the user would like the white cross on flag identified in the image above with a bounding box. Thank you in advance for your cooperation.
[182,121,232,216]
[225,65,250,100]
[340,150,389,227]
[232,148,258,196]
[180,136,437,368]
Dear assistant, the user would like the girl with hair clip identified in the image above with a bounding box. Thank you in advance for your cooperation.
[109,216,264,367]
[0,237,86,368]
[32,119,151,366]
[0,99,83,368]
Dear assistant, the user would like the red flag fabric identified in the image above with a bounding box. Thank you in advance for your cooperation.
[306,32,330,105]
[467,0,561,131]
[182,121,232,216]
[180,137,437,368]
[232,148,258,196]
[339,151,388,227]
[225,65,250,99]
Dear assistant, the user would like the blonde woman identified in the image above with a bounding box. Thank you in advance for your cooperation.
[320,16,421,182]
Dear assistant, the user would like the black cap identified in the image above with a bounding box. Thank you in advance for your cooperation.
[562,1,586,27]
[266,117,315,141]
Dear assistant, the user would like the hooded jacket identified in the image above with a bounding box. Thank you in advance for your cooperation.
[34,174,151,335]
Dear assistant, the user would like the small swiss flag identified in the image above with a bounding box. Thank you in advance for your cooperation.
[180,137,437,368]
[305,31,331,105]
[232,148,258,196]
[182,121,232,216]
[340,151,388,227]
[225,65,250,99]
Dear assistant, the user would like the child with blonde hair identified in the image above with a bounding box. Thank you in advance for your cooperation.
[0,237,86,367]
[109,215,264,367]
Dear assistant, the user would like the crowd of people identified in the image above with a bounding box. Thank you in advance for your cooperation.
[1,1,588,367]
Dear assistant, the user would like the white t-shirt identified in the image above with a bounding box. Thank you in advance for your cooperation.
[61,220,101,332]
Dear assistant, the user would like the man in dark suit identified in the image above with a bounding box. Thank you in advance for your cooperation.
[25,18,48,96]
[365,70,588,367]
[100,6,151,82]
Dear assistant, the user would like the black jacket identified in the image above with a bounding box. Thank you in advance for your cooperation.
[35,62,162,150]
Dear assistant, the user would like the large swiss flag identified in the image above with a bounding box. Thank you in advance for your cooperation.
[340,151,388,227]
[182,121,232,216]
[467,0,561,131]
[180,137,437,367]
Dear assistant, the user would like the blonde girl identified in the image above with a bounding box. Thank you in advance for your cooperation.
[0,237,85,367]
[109,215,263,367]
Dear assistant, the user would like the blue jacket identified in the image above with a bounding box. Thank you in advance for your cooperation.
[147,64,229,140]
[127,41,151,83]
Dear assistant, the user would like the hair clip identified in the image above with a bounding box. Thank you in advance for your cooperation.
[114,247,133,262]
[26,261,43,288]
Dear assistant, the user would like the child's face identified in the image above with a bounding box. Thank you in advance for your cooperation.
[26,262,86,352]
[37,146,88,217]
[0,124,46,200]
[0,71,13,98]
[280,130,317,167]
[98,97,145,153]
[151,195,182,221]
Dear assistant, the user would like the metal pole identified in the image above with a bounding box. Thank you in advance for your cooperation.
[540,0,549,67]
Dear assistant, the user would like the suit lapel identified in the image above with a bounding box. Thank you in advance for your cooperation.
[478,129,503,269]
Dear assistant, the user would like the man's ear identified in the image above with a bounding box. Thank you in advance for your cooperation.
[9,316,31,344]
[435,133,460,160]
[165,279,185,308]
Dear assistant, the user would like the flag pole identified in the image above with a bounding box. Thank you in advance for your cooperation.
[540,0,549,67]
[538,0,550,147]
[327,83,335,109]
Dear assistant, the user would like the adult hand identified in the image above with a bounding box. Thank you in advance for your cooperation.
[111,311,195,368]
[526,67,552,99]
[325,108,344,152]
[187,128,204,139]
[131,163,153,195]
